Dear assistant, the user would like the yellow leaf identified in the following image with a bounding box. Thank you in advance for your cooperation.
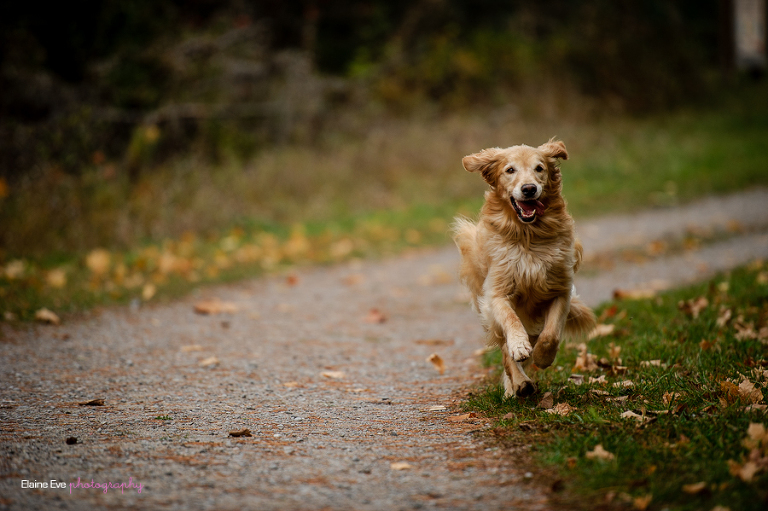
[46,268,67,289]
[85,249,111,276]
[426,353,445,375]
[142,283,157,301]
[34,308,60,325]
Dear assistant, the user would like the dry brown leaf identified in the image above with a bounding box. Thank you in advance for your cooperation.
[743,423,768,450]
[717,308,733,327]
[585,444,615,461]
[78,399,105,406]
[590,389,611,397]
[199,356,219,367]
[427,353,445,375]
[320,371,345,379]
[640,359,663,368]
[538,392,554,409]
[568,374,585,385]
[678,296,709,318]
[447,412,477,422]
[663,392,683,406]
[282,381,301,388]
[546,403,576,416]
[613,380,635,389]
[364,308,387,324]
[681,481,707,494]
[589,375,607,385]
[573,343,598,372]
[415,339,454,346]
[588,323,615,340]
[700,339,715,350]
[34,308,60,325]
[621,410,645,422]
[390,462,412,471]
[633,494,652,510]
[228,428,252,438]
[180,344,204,352]
[428,405,447,411]
[738,378,764,404]
[194,299,238,315]
[608,342,622,361]
[728,459,760,482]
[744,404,767,413]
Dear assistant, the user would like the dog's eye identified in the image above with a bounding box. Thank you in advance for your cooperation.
[505,167,516,174]
[535,165,544,172]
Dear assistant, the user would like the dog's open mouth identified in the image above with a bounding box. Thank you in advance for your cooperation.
[511,199,546,223]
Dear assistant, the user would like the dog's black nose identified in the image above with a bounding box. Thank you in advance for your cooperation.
[521,184,537,198]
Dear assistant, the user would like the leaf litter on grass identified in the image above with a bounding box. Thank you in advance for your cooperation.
[465,261,768,510]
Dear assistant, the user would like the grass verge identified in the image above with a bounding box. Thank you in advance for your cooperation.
[1,83,767,323]
[466,261,768,510]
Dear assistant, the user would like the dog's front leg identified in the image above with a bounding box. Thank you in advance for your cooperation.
[480,268,532,361]
[533,293,570,368]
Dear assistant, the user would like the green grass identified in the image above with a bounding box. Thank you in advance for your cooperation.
[1,83,768,323]
[466,262,768,510]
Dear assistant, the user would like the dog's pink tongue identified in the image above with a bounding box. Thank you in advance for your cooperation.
[519,200,546,215]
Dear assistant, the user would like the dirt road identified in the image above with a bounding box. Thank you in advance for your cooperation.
[1,188,767,510]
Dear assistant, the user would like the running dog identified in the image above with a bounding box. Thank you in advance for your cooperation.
[453,139,595,398]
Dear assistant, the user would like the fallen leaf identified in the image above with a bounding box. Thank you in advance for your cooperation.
[585,444,615,461]
[743,423,768,450]
[285,274,299,286]
[447,412,477,422]
[681,481,707,494]
[700,339,715,350]
[282,382,301,388]
[390,462,412,470]
[85,249,111,275]
[589,375,607,385]
[364,308,387,324]
[717,308,733,327]
[640,360,662,367]
[633,494,652,510]
[678,296,709,318]
[663,392,683,406]
[320,371,345,379]
[613,380,635,389]
[546,403,576,416]
[199,356,219,367]
[142,283,157,301]
[228,428,252,437]
[621,410,644,421]
[180,344,204,352]
[609,395,629,402]
[428,405,447,411]
[78,399,105,406]
[608,342,622,361]
[588,324,615,340]
[568,374,585,385]
[744,404,767,413]
[35,308,60,325]
[590,389,611,396]
[738,378,764,404]
[566,457,577,469]
[194,299,238,315]
[415,339,454,346]
[46,268,67,289]
[573,343,598,372]
[538,392,554,409]
[427,353,445,375]
[613,288,656,300]
[728,459,760,482]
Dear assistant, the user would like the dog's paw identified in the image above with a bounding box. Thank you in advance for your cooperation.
[507,331,533,362]
[533,335,559,369]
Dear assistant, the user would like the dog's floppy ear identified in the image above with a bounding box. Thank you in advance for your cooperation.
[538,139,568,161]
[462,147,502,184]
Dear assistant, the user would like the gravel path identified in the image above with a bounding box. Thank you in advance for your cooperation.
[1,188,767,511]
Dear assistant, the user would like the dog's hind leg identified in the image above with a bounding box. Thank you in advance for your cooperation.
[502,341,536,398]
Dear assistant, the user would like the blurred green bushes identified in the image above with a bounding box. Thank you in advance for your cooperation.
[0,0,730,184]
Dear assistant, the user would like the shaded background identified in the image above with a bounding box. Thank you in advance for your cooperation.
[0,0,765,259]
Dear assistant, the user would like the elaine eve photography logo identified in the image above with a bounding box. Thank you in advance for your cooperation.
[20,477,143,494]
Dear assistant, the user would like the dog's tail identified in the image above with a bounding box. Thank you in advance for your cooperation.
[452,217,484,306]
[565,294,596,339]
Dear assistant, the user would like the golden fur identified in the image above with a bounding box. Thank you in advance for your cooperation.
[453,139,595,398]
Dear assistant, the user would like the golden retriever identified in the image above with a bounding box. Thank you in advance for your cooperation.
[453,139,595,398]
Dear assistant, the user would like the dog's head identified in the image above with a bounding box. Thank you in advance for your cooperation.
[462,139,568,224]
